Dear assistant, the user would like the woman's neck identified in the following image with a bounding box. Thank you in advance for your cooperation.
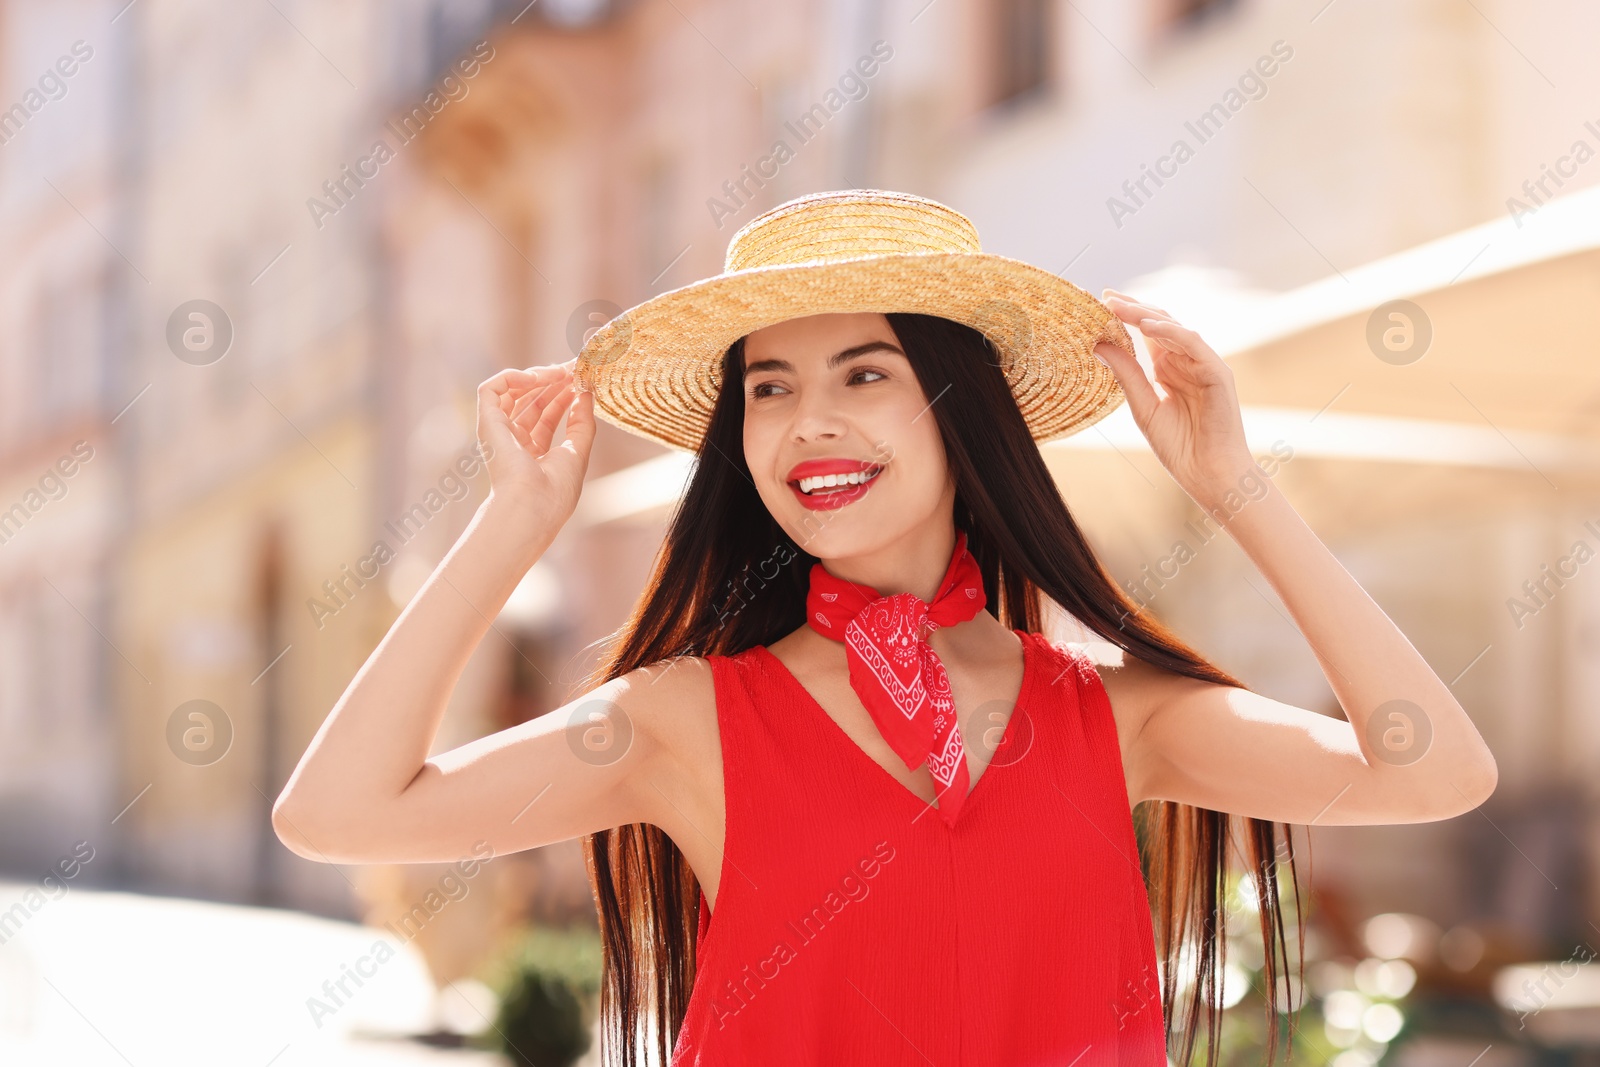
[817,523,958,602]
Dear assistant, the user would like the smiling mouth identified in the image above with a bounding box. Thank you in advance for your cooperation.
[791,466,884,496]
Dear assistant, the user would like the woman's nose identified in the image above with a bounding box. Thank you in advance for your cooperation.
[789,388,847,441]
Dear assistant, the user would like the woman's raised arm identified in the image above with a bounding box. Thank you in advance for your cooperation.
[270,362,703,864]
[1093,290,1497,825]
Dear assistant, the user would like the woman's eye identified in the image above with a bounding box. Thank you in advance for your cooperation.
[748,369,881,398]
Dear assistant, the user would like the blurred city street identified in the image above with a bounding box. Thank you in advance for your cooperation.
[0,878,580,1065]
[4,0,1600,1063]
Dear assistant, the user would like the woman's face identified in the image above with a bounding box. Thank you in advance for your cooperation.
[741,312,955,560]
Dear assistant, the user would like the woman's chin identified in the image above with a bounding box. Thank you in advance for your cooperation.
[781,508,919,562]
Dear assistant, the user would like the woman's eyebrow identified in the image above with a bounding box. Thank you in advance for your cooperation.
[744,340,905,376]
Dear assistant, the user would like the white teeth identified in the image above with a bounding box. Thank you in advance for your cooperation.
[796,467,882,494]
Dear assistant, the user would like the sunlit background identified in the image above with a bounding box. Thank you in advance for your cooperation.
[2,0,1599,1063]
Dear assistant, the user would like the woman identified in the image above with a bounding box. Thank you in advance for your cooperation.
[273,190,1499,1066]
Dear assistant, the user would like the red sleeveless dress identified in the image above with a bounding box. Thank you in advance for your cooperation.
[669,629,1168,1065]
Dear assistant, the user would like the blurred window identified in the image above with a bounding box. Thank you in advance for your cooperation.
[992,0,1052,106]
[36,266,104,426]
[639,156,681,295]
[212,243,254,407]
[1157,0,1241,34]
[527,0,618,28]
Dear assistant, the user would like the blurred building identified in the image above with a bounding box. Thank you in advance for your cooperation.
[3,0,1600,1047]
[0,0,138,890]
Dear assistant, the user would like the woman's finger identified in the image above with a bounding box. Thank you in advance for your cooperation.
[482,365,566,394]
[483,368,559,422]
[1103,286,1163,310]
[478,372,533,458]
[1094,341,1162,430]
[476,364,587,477]
[500,361,572,412]
[1137,317,1212,360]
[1105,294,1175,325]
[529,384,577,456]
[510,376,568,432]
[563,387,596,464]
[1103,287,1177,320]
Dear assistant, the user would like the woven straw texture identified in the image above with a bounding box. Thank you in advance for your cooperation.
[575,189,1133,453]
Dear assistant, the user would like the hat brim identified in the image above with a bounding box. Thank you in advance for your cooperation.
[575,251,1134,453]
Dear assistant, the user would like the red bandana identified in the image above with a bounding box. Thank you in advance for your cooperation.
[804,531,987,826]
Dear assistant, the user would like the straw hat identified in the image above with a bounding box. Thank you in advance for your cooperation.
[574,189,1133,453]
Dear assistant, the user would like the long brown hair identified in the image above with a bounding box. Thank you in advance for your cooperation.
[580,312,1303,1066]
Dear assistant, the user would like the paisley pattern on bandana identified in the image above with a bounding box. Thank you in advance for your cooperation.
[805,532,987,826]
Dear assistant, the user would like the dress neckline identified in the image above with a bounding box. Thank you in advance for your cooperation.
[749,629,1037,826]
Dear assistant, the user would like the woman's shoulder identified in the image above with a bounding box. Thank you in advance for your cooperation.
[597,655,721,792]
[1035,636,1171,767]
[611,652,716,705]
[605,643,771,731]
[1030,633,1150,725]
[1027,630,1120,680]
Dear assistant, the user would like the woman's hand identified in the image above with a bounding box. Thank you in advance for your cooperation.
[476,357,596,530]
[1095,288,1256,511]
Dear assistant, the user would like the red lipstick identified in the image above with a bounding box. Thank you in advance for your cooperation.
[785,457,886,512]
